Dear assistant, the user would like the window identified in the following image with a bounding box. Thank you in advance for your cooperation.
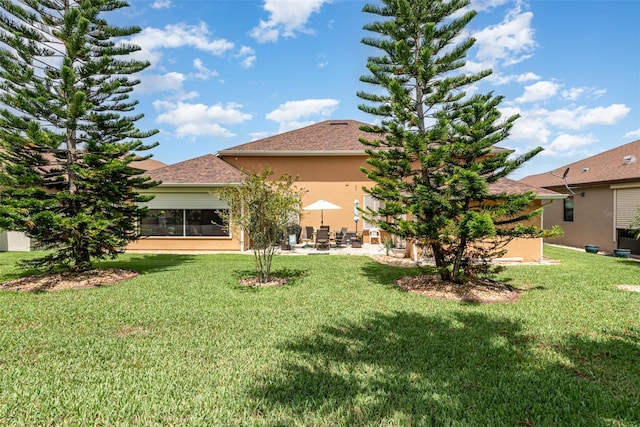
[141,209,229,237]
[362,195,385,230]
[563,197,574,222]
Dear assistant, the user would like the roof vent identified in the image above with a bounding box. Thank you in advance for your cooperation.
[583,167,589,172]
[330,121,349,125]
[623,155,636,165]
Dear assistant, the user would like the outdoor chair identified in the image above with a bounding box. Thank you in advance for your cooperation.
[334,226,349,247]
[369,227,381,244]
[303,226,315,247]
[315,228,331,250]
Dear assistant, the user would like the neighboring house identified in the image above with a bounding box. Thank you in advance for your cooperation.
[129,119,561,262]
[0,157,167,252]
[520,139,640,254]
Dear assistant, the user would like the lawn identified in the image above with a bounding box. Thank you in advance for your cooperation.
[0,245,638,426]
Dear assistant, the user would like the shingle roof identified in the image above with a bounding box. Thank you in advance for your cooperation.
[219,120,373,154]
[219,120,519,156]
[131,158,166,171]
[520,139,640,188]
[490,178,563,199]
[144,154,244,185]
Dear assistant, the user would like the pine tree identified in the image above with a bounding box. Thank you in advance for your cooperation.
[0,0,159,271]
[357,0,556,282]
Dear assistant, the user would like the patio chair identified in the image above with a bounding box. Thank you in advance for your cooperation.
[303,226,315,247]
[369,227,381,244]
[334,226,348,247]
[315,227,331,250]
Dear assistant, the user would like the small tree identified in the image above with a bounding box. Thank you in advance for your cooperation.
[0,0,158,271]
[218,168,305,283]
[357,0,558,283]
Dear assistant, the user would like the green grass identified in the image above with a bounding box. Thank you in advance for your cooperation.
[0,246,638,426]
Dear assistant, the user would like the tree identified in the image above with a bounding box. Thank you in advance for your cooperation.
[218,168,305,283]
[357,0,558,282]
[0,0,159,271]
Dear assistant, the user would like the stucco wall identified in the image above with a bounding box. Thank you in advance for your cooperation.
[127,236,243,252]
[132,154,545,261]
[222,155,373,233]
[541,185,615,252]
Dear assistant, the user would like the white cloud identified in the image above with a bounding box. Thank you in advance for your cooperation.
[250,0,331,43]
[129,23,235,66]
[153,101,252,138]
[488,71,540,85]
[151,0,172,9]
[561,86,607,101]
[547,104,630,129]
[515,81,560,103]
[192,58,219,79]
[137,72,185,94]
[516,72,540,83]
[561,87,586,101]
[539,133,598,157]
[624,128,640,139]
[473,5,536,66]
[236,46,257,69]
[470,0,512,11]
[266,98,340,132]
[501,106,552,146]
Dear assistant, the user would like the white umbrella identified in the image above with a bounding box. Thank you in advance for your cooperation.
[303,199,342,226]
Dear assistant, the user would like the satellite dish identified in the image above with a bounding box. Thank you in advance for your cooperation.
[551,167,584,197]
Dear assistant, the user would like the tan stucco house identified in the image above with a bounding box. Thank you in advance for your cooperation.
[520,139,640,254]
[128,119,561,262]
[0,157,167,252]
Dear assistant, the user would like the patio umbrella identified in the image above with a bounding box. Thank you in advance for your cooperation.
[303,199,342,227]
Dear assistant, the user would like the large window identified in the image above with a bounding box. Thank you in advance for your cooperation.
[563,197,574,222]
[141,209,229,237]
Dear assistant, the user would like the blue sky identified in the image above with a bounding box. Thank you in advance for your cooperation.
[116,0,640,179]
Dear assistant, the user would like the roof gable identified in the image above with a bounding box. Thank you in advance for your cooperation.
[219,120,374,154]
[520,139,640,188]
[144,154,244,185]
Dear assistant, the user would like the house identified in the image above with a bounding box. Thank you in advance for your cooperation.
[128,120,561,262]
[0,157,167,252]
[520,139,640,254]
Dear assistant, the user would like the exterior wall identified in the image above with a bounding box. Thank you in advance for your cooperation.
[501,199,545,261]
[0,231,31,252]
[125,186,244,253]
[222,155,373,234]
[541,185,616,252]
[131,154,544,261]
[127,236,242,252]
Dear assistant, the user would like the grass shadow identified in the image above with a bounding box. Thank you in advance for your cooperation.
[248,311,639,425]
[100,253,198,275]
[359,259,425,290]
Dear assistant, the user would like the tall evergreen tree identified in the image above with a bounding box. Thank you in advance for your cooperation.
[357,0,557,282]
[0,0,159,271]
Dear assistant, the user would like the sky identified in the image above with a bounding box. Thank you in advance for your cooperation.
[113,0,640,179]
